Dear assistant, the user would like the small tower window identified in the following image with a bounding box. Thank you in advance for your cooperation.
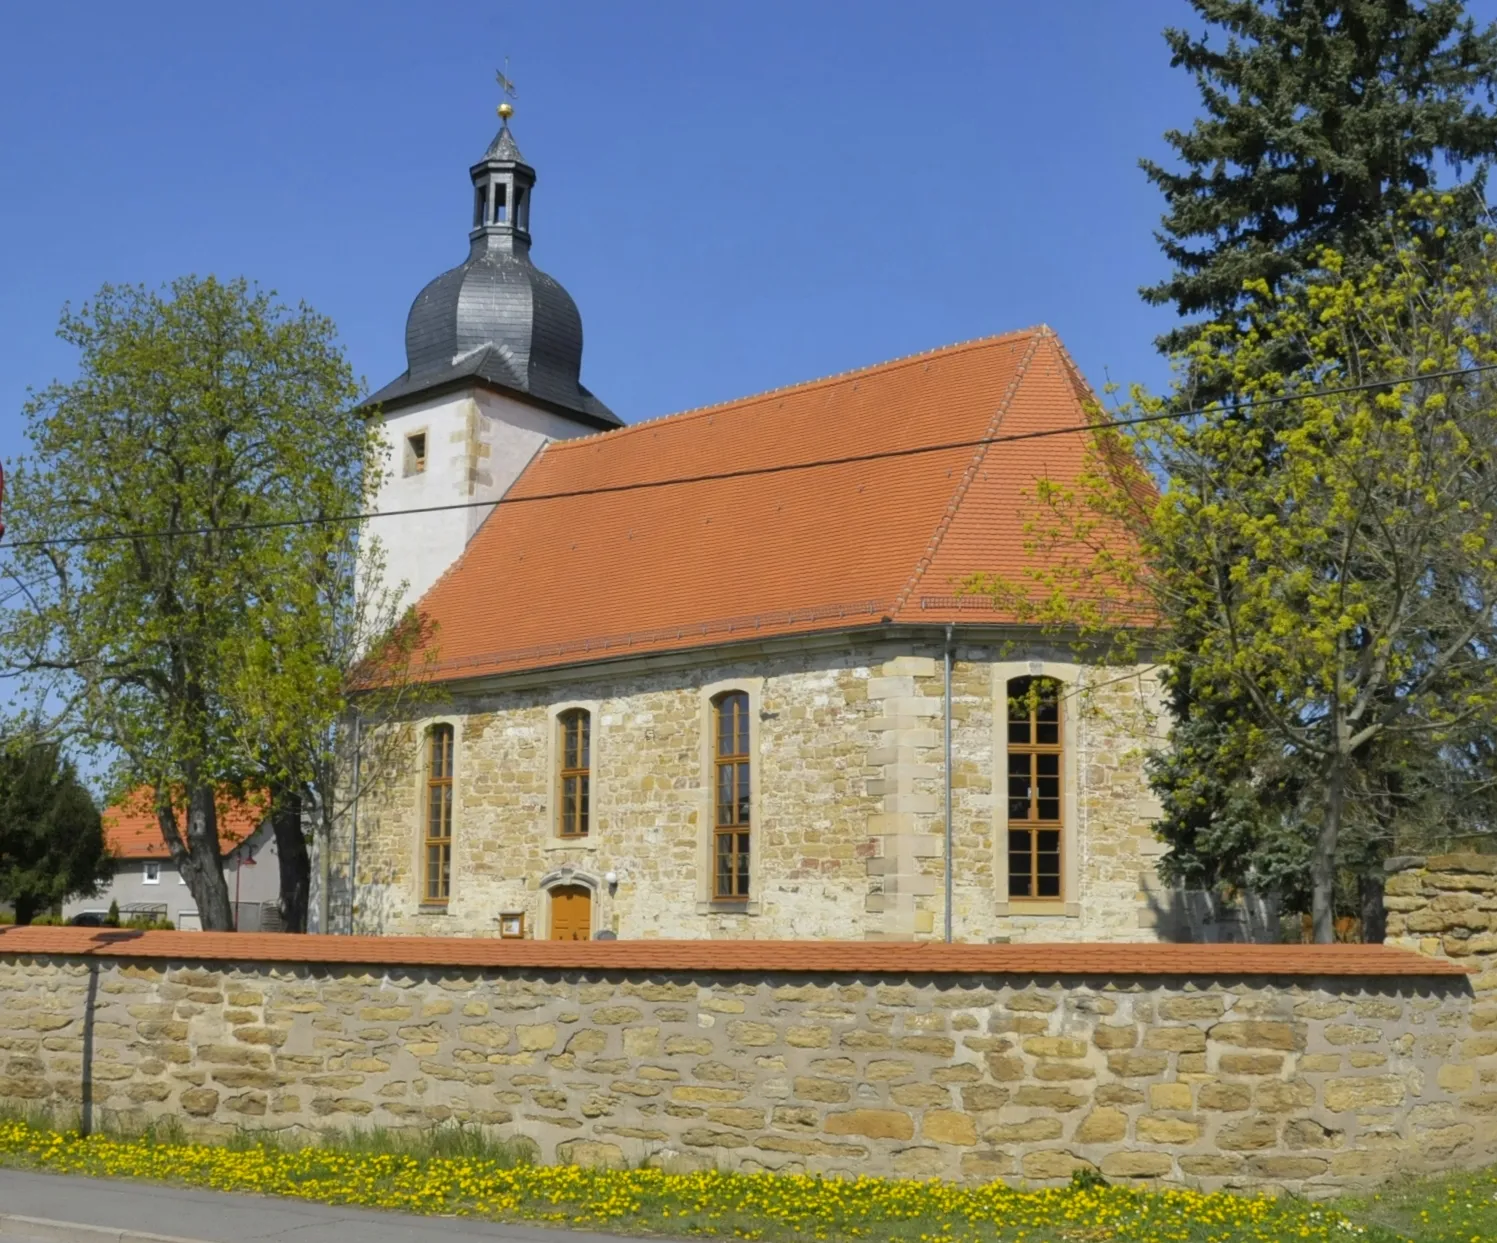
[473,185,486,228]
[492,182,508,223]
[404,432,427,477]
[514,185,528,231]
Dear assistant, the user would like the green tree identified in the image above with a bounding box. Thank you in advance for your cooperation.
[968,207,1497,941]
[1144,0,1497,351]
[0,740,111,925]
[227,536,433,933]
[1140,1,1497,936]
[0,277,375,931]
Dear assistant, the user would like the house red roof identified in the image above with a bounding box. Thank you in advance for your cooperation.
[102,789,266,860]
[411,327,1118,682]
[0,927,1466,977]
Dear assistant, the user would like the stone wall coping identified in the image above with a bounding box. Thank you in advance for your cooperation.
[1385,852,1497,874]
[0,927,1467,976]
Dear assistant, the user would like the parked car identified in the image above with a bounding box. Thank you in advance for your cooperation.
[68,910,108,926]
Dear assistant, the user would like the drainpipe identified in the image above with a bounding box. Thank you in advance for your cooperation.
[347,710,362,936]
[943,625,954,944]
[314,786,330,935]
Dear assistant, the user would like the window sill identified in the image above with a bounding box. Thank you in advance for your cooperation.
[545,838,597,851]
[1005,900,1080,918]
[697,899,761,916]
[418,903,451,914]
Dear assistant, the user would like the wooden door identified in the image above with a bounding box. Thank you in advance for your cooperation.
[549,885,592,940]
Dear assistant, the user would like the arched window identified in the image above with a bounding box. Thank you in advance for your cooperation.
[712,691,752,900]
[424,724,454,903]
[1006,677,1062,900]
[558,709,591,838]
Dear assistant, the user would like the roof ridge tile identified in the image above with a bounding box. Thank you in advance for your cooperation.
[545,328,1045,449]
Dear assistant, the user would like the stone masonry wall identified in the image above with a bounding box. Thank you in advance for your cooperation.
[1,944,1491,1195]
[345,640,1174,943]
[1384,853,1497,1109]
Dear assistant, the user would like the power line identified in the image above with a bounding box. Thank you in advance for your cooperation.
[3,360,1494,552]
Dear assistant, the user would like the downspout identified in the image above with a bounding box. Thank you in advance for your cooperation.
[314,786,330,935]
[347,710,362,936]
[943,625,954,944]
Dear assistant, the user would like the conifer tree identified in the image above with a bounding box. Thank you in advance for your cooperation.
[1143,0,1497,350]
[0,740,111,925]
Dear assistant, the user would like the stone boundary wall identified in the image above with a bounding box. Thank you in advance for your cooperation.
[1385,852,1497,1101]
[0,930,1492,1195]
[1386,853,1497,981]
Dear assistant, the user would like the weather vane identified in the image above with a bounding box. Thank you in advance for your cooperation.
[496,60,517,121]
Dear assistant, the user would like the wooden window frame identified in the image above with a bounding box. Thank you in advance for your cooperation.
[712,690,752,901]
[557,708,591,839]
[1005,677,1064,903]
[423,724,454,904]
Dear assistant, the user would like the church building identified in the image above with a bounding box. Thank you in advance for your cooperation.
[341,107,1219,945]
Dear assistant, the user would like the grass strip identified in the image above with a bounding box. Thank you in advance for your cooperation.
[1,1113,1493,1242]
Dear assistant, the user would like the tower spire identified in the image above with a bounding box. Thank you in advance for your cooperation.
[469,65,532,254]
[366,69,619,437]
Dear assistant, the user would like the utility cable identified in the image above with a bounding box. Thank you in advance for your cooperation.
[2,360,1494,552]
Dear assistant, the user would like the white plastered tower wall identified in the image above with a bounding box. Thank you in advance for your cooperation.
[366,387,598,615]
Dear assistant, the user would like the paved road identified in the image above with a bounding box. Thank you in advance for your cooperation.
[0,1170,637,1243]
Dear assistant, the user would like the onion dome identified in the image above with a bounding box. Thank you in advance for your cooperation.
[369,114,618,427]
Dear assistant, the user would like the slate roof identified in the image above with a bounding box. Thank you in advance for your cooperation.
[408,326,1117,682]
[0,926,1466,976]
[482,121,525,163]
[368,119,619,427]
[103,789,266,860]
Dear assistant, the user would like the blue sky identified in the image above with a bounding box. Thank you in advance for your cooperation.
[2,0,1492,458]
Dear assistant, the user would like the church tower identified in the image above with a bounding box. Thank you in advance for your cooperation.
[365,97,618,613]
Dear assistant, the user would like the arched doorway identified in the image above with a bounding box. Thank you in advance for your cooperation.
[549,884,592,940]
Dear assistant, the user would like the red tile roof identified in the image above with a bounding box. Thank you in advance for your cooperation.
[103,789,266,860]
[410,327,1123,682]
[0,927,1466,976]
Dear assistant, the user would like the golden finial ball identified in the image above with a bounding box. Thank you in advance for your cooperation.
[498,101,514,119]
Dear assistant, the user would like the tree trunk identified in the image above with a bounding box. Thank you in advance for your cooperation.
[1360,870,1387,944]
[1312,759,1345,944]
[13,895,36,926]
[272,783,310,933]
[181,784,235,930]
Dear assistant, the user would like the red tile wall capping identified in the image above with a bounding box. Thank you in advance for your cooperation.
[0,927,1467,976]
[402,328,1144,684]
